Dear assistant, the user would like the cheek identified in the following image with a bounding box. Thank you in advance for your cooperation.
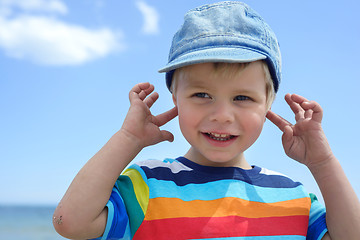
[178,106,195,130]
[178,112,196,147]
[244,112,266,138]
[177,103,203,138]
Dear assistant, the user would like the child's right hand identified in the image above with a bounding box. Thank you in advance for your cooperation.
[120,82,178,149]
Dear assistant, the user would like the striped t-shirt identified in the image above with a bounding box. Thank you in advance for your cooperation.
[94,157,327,240]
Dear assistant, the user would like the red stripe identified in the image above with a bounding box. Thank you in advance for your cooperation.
[133,215,309,240]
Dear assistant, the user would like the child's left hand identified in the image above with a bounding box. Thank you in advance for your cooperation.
[266,93,334,169]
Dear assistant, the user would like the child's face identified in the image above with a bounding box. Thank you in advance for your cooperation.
[173,61,268,167]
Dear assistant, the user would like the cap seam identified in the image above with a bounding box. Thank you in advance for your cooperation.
[171,42,270,62]
[170,34,271,59]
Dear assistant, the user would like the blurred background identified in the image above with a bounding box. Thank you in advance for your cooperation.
[1,0,359,239]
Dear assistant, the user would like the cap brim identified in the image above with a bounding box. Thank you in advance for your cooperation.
[158,47,267,73]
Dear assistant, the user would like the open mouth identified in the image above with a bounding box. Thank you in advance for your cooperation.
[204,132,236,141]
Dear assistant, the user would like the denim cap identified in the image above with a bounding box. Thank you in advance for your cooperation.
[158,1,282,92]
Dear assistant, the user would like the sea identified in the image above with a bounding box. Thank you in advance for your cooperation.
[0,205,66,240]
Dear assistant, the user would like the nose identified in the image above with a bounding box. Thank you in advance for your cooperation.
[209,101,235,123]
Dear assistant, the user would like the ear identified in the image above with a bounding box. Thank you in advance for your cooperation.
[172,94,177,107]
[265,107,271,122]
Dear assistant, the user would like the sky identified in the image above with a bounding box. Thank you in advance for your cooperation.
[1,0,359,206]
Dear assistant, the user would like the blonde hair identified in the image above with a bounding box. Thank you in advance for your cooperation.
[171,61,275,110]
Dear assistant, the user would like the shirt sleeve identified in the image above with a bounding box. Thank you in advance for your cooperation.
[306,193,328,240]
[90,164,150,240]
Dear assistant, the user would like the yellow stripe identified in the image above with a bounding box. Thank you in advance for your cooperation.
[123,168,149,214]
[145,197,310,220]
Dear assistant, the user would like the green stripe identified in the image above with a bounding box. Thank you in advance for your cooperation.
[309,193,318,203]
[116,175,145,237]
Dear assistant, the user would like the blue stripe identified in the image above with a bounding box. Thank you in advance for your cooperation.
[113,183,122,197]
[148,178,308,203]
[101,201,114,240]
[307,212,327,240]
[140,157,302,188]
[194,236,305,240]
[308,196,326,226]
[316,229,328,240]
[107,189,130,239]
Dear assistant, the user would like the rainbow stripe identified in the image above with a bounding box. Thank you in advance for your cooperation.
[95,157,327,240]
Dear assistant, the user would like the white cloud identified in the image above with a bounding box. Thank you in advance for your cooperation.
[0,0,124,65]
[136,0,159,35]
[0,0,68,15]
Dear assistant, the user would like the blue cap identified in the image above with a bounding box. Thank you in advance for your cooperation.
[158,1,282,92]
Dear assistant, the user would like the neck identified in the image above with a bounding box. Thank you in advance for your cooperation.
[184,148,252,169]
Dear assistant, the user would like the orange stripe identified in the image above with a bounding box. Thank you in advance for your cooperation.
[145,197,310,220]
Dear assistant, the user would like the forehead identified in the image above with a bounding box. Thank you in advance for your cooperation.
[175,62,267,90]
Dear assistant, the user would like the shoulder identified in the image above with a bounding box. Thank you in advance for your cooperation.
[128,158,193,178]
[134,158,192,172]
[255,166,304,189]
[258,167,292,181]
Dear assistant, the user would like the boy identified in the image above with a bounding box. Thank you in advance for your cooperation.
[53,1,360,239]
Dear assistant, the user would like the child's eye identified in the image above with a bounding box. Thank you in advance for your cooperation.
[193,92,210,98]
[234,95,251,101]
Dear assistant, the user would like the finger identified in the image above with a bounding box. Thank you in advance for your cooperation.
[285,94,305,121]
[304,108,313,119]
[129,82,150,95]
[129,82,154,103]
[160,130,175,143]
[129,82,148,102]
[290,93,309,104]
[154,106,178,127]
[266,110,292,132]
[144,92,159,108]
[301,101,323,123]
[138,84,155,101]
[291,94,323,123]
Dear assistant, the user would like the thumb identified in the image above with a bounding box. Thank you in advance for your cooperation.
[160,130,175,143]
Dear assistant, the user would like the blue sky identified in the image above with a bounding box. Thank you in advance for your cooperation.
[1,0,359,205]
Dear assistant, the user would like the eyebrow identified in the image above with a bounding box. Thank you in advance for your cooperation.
[182,77,209,89]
